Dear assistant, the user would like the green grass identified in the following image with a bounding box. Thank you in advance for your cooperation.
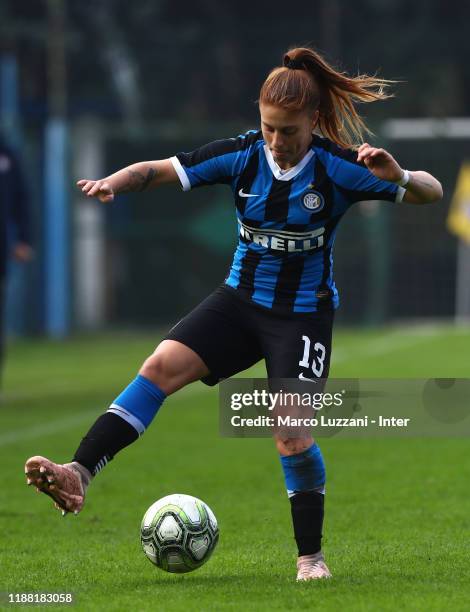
[1,325,470,611]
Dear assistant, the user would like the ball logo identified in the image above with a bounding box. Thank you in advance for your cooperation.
[302,190,324,213]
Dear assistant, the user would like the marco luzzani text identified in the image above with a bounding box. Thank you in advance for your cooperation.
[229,390,411,429]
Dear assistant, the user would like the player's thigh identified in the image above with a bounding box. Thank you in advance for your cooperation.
[263,310,334,382]
[163,286,263,387]
[261,310,334,453]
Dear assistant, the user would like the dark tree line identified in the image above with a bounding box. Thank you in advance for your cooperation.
[1,0,469,125]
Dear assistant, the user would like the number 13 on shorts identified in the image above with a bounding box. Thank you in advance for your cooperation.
[298,335,326,380]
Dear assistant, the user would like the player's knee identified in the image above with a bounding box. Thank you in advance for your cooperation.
[275,436,314,456]
[138,341,207,395]
[139,352,174,389]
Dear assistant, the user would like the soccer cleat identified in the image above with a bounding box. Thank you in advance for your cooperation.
[296,552,332,581]
[24,456,91,515]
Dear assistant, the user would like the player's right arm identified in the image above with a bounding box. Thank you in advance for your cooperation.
[77,159,178,203]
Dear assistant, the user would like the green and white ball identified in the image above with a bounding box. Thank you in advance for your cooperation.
[140,494,219,573]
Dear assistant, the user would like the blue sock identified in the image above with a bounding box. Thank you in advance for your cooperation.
[280,443,326,497]
[108,374,166,435]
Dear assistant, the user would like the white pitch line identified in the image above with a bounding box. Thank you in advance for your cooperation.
[0,411,98,448]
[331,328,442,365]
[0,383,212,448]
[2,376,213,404]
[0,326,452,448]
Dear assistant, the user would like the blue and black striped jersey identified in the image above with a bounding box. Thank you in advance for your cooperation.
[171,130,404,314]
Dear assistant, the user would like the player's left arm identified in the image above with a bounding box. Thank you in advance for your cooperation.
[357,143,443,204]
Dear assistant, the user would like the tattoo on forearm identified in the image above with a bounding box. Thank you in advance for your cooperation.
[122,167,157,193]
[409,176,435,191]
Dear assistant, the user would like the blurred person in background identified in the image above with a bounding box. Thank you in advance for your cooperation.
[0,135,33,386]
[25,47,442,580]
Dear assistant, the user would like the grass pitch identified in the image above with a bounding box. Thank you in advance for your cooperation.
[1,325,470,611]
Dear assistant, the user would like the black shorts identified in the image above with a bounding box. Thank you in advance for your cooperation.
[164,285,334,386]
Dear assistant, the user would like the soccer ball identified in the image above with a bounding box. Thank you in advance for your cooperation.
[140,494,219,573]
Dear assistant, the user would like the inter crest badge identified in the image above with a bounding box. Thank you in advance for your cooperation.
[301,189,324,213]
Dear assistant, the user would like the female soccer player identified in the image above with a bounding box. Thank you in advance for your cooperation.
[25,47,442,580]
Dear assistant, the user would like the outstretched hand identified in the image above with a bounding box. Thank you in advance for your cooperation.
[77,179,115,203]
[356,143,403,183]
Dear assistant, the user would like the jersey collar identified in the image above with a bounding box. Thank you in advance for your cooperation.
[263,145,314,181]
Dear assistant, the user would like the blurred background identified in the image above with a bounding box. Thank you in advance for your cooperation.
[1,0,470,339]
[3,4,470,604]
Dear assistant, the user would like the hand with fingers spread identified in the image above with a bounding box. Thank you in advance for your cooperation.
[76,179,115,203]
[356,142,404,184]
[75,160,178,203]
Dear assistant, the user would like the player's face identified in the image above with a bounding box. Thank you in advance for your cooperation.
[260,103,319,170]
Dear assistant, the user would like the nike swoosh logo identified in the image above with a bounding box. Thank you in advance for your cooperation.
[298,373,318,383]
[238,188,260,198]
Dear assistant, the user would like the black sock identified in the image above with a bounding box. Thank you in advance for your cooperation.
[73,412,139,476]
[289,490,324,556]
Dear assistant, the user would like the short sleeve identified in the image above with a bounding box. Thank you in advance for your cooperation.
[170,130,262,191]
[327,153,404,204]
